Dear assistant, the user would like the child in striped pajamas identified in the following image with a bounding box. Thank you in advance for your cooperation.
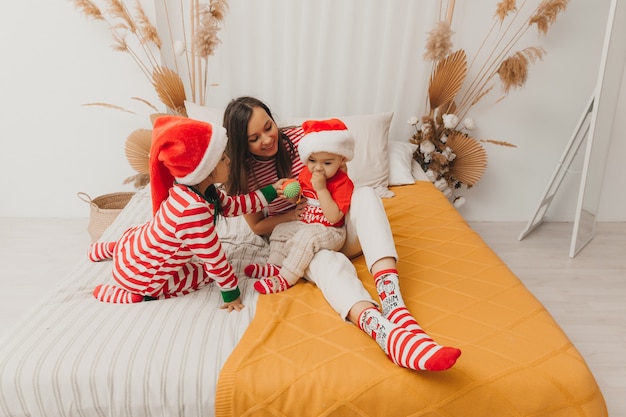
[250,118,356,295]
[89,115,284,311]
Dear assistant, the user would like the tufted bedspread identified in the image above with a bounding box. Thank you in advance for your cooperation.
[215,181,607,417]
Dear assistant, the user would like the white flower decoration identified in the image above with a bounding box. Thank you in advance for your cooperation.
[453,196,467,208]
[407,116,419,126]
[434,178,448,191]
[442,147,456,161]
[463,117,476,130]
[440,134,448,143]
[442,113,459,129]
[419,140,435,155]
[425,169,437,182]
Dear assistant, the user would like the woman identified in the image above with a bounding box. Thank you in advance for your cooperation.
[223,96,461,371]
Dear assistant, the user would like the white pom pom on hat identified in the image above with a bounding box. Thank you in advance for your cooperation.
[149,115,227,214]
[298,118,355,164]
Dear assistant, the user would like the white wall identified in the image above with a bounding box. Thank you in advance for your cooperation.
[0,1,624,222]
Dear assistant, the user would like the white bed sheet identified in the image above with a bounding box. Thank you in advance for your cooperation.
[0,187,269,417]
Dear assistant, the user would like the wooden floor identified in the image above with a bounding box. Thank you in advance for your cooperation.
[0,218,624,416]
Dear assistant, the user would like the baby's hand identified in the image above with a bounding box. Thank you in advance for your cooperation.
[220,297,244,312]
[310,171,327,191]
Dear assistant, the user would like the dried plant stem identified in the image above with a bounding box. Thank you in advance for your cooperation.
[191,0,199,104]
[108,0,161,69]
[457,1,529,113]
[456,0,550,119]
[161,0,182,78]
[464,0,568,109]
[131,96,160,112]
[446,0,456,25]
[75,0,163,95]
[82,102,137,114]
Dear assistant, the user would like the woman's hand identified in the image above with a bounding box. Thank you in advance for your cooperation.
[293,200,307,220]
[220,297,245,312]
[273,178,288,191]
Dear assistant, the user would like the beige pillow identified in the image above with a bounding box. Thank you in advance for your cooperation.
[280,112,395,198]
[185,103,395,198]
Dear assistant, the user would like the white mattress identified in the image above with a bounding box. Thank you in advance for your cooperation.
[0,187,269,417]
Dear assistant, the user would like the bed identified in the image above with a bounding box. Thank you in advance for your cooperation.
[0,112,607,416]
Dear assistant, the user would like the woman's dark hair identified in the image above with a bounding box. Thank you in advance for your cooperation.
[223,96,296,194]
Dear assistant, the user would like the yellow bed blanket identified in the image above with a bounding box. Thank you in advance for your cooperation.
[215,181,607,417]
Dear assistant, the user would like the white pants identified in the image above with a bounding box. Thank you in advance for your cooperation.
[302,187,398,319]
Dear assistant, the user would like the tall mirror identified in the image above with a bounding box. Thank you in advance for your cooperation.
[519,0,626,257]
[570,0,626,257]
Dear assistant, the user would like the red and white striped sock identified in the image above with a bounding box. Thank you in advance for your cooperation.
[244,263,281,278]
[93,284,143,304]
[358,307,461,371]
[253,275,291,294]
[88,242,116,262]
[374,269,422,333]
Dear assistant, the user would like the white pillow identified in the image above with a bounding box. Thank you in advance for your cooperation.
[281,112,395,198]
[388,141,418,186]
[185,101,224,125]
[411,159,430,182]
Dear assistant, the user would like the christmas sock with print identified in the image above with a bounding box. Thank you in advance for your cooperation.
[253,275,291,294]
[358,307,461,371]
[374,269,422,333]
[93,284,144,304]
[88,242,116,262]
[244,263,281,279]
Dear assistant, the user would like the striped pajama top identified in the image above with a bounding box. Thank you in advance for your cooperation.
[112,183,271,302]
[247,126,305,216]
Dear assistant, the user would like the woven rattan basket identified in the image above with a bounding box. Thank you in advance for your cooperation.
[77,192,135,243]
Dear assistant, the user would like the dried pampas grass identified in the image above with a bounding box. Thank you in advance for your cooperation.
[184,0,229,104]
[72,0,103,20]
[424,21,454,63]
[530,0,569,35]
[135,2,161,48]
[414,0,568,199]
[497,47,545,93]
[495,0,517,23]
[425,0,570,121]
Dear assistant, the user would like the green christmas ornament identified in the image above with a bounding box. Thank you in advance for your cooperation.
[282,180,301,199]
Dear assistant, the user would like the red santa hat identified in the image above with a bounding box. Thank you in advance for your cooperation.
[149,115,228,214]
[298,118,355,164]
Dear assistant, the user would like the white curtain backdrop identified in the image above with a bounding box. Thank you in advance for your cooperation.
[156,0,440,142]
[3,0,617,220]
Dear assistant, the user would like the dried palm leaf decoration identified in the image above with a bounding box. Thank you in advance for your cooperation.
[447,131,487,186]
[125,129,152,174]
[152,66,187,116]
[428,49,467,110]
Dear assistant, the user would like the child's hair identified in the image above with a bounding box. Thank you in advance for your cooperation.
[223,96,296,194]
[184,183,223,224]
[204,184,223,224]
